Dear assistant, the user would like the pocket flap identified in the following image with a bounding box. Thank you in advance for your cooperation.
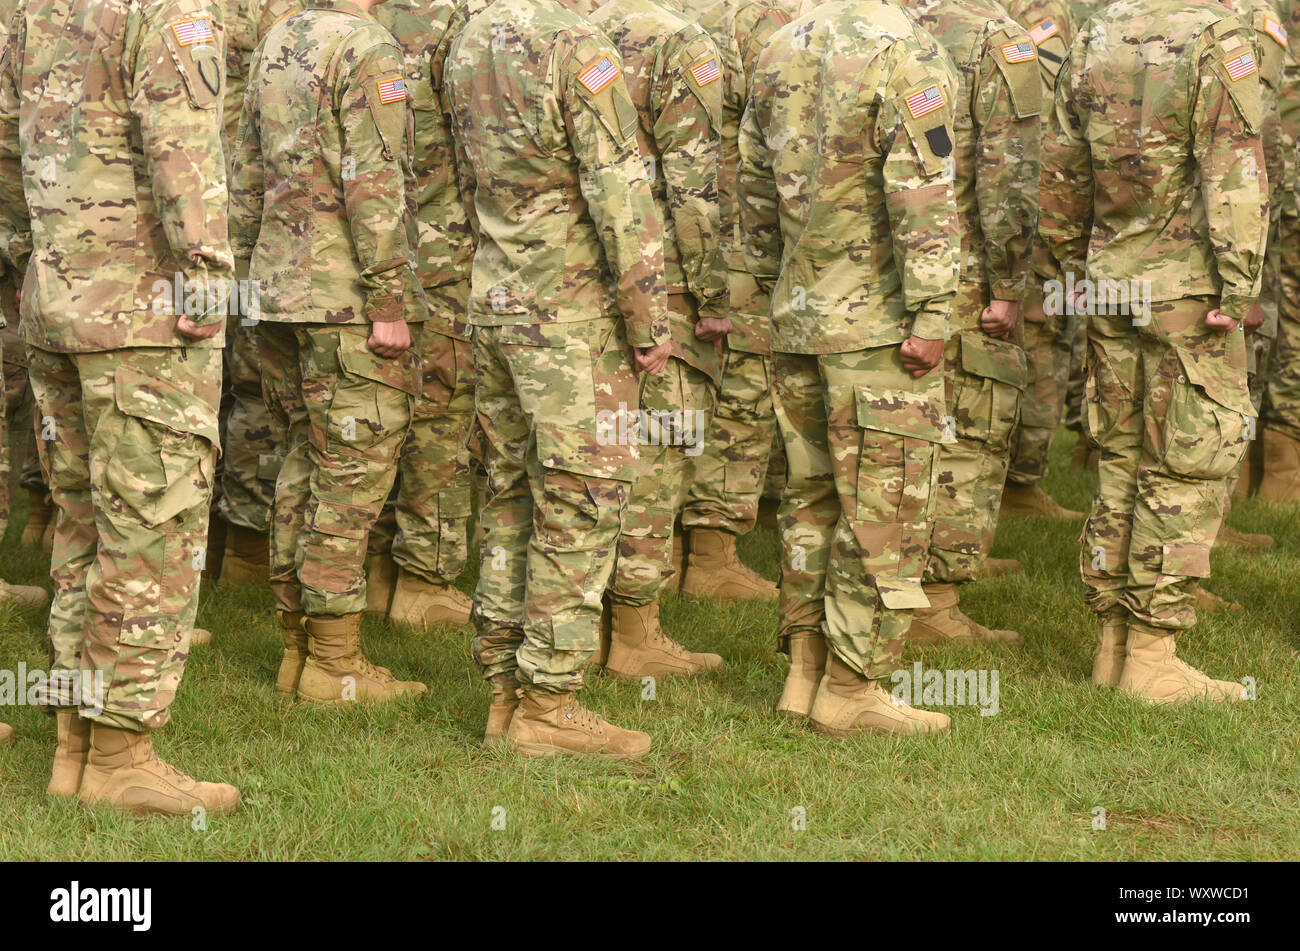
[536,420,637,482]
[114,365,219,446]
[960,332,1028,389]
[854,386,944,443]
[337,329,420,396]
[1173,347,1255,418]
[1161,541,1211,579]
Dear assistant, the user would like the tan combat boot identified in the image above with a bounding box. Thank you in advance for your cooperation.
[0,722,13,746]
[0,579,48,609]
[483,673,519,746]
[680,528,777,602]
[48,708,92,797]
[1092,617,1127,688]
[388,569,472,629]
[999,482,1084,520]
[1118,628,1245,704]
[507,689,651,760]
[20,487,53,550]
[1258,427,1300,502]
[908,583,1023,645]
[810,653,949,737]
[984,557,1022,578]
[364,552,398,619]
[604,602,724,680]
[1214,523,1274,551]
[77,723,240,817]
[275,610,309,696]
[297,614,427,704]
[217,524,269,585]
[775,632,827,719]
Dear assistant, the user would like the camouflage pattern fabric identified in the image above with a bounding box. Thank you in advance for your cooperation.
[906,0,1041,584]
[447,0,668,690]
[741,0,958,676]
[1040,0,1266,634]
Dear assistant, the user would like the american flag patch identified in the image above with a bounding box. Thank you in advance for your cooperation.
[1029,18,1058,45]
[171,17,214,46]
[1223,50,1257,81]
[578,56,620,94]
[905,84,945,119]
[1265,17,1288,48]
[377,76,405,103]
[1001,41,1036,64]
[690,58,721,86]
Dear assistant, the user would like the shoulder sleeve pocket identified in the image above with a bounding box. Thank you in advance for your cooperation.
[991,29,1042,120]
[161,15,224,110]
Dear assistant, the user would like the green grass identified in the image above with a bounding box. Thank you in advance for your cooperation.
[1,429,1298,860]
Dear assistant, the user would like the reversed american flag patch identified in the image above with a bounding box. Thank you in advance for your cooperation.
[1001,41,1036,64]
[1265,17,1288,48]
[578,56,620,94]
[1029,18,1058,45]
[690,58,721,86]
[1223,50,1257,81]
[377,76,406,103]
[171,17,214,46]
[906,84,945,119]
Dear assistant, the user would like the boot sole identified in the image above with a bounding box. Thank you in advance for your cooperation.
[511,740,648,762]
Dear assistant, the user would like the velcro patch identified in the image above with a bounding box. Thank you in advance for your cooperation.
[578,56,620,94]
[1264,16,1288,48]
[1001,41,1036,64]
[377,75,405,103]
[1028,18,1058,45]
[905,83,945,119]
[690,58,721,86]
[1223,50,1257,81]
[171,17,214,46]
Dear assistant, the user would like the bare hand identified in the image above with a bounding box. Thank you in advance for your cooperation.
[177,315,222,341]
[694,316,732,342]
[1242,302,1265,336]
[1205,309,1240,336]
[981,300,1019,340]
[635,340,672,375]
[368,319,412,358]
[900,335,944,378]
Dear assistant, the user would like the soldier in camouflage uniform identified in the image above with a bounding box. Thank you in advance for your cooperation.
[673,0,809,605]
[742,0,958,735]
[0,0,239,815]
[231,0,429,704]
[447,0,671,758]
[213,0,296,586]
[1257,0,1300,500]
[999,0,1085,521]
[588,0,728,680]
[364,0,490,632]
[903,0,1042,645]
[1041,0,1261,703]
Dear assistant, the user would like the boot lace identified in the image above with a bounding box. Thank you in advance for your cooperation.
[560,699,606,736]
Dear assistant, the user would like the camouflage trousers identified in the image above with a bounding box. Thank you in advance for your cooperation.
[217,319,286,534]
[1262,267,1300,442]
[1062,310,1086,433]
[611,357,714,606]
[1008,286,1062,486]
[773,346,944,680]
[680,345,775,536]
[257,322,416,618]
[369,329,475,585]
[1081,302,1252,635]
[28,344,220,731]
[924,326,1026,584]
[471,317,637,692]
[1,327,45,538]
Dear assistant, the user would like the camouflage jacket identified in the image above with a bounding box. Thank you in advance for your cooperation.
[446,0,669,347]
[0,0,233,352]
[224,0,297,153]
[739,0,958,353]
[685,0,812,354]
[229,0,427,325]
[1040,0,1267,323]
[377,0,490,340]
[906,0,1042,315]
[0,0,19,332]
[591,0,725,379]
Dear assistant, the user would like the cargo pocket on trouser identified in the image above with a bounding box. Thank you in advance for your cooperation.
[99,362,218,725]
[954,332,1027,453]
[1159,347,1253,481]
